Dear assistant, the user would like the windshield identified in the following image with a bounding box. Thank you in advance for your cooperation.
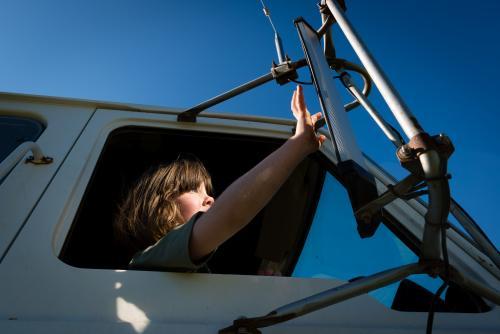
[293,172,445,307]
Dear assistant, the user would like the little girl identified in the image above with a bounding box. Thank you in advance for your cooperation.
[114,85,325,272]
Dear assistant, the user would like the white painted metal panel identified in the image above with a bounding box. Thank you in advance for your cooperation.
[0,106,498,333]
[0,99,94,258]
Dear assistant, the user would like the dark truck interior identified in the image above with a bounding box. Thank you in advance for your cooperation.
[59,126,325,276]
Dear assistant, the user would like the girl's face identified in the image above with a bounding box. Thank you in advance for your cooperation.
[175,182,214,222]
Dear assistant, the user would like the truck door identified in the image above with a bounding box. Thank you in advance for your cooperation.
[0,95,94,260]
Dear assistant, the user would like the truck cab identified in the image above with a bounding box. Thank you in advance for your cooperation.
[0,92,499,333]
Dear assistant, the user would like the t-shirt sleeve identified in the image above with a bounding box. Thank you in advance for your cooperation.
[129,212,209,272]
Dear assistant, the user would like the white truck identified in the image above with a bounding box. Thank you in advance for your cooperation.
[1,1,499,332]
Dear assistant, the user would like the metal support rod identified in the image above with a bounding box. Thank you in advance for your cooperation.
[355,173,421,222]
[178,59,308,122]
[220,263,424,332]
[327,58,373,111]
[340,72,403,147]
[324,0,424,139]
[420,151,449,260]
[325,0,450,262]
[320,7,336,61]
[179,57,373,123]
[272,262,423,318]
[317,10,335,38]
[178,72,274,122]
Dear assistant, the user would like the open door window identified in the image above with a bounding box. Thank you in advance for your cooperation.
[59,125,325,275]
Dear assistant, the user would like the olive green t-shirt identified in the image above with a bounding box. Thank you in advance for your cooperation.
[129,212,210,272]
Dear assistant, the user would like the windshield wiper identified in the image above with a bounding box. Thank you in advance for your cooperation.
[219,263,425,333]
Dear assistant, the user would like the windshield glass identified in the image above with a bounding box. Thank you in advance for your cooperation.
[293,172,444,307]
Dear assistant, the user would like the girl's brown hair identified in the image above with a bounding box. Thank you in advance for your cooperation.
[113,158,212,256]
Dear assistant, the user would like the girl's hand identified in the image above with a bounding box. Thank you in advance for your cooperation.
[291,85,326,155]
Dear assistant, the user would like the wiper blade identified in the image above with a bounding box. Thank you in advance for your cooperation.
[219,263,425,333]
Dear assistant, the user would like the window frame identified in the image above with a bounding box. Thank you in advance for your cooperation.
[0,115,45,164]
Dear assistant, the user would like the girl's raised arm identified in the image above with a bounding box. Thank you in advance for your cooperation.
[189,85,325,261]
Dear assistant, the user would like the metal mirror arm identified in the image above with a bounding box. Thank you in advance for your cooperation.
[318,1,401,146]
[354,173,422,223]
[323,0,454,263]
[318,3,336,60]
[318,3,374,114]
[177,57,372,123]
[179,0,368,124]
[177,59,306,122]
[311,58,374,130]
[324,0,423,138]
[339,72,404,147]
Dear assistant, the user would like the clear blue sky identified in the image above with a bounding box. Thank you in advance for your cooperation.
[1,0,498,247]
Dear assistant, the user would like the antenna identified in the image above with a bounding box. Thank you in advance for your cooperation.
[259,0,286,64]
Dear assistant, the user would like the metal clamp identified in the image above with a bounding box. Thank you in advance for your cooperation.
[271,58,299,85]
[396,133,454,176]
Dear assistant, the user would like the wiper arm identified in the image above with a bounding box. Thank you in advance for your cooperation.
[219,263,425,333]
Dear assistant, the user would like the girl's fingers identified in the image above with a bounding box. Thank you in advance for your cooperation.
[291,89,296,113]
[292,89,302,120]
[292,86,307,117]
[297,85,306,112]
[311,112,322,124]
[294,88,301,113]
